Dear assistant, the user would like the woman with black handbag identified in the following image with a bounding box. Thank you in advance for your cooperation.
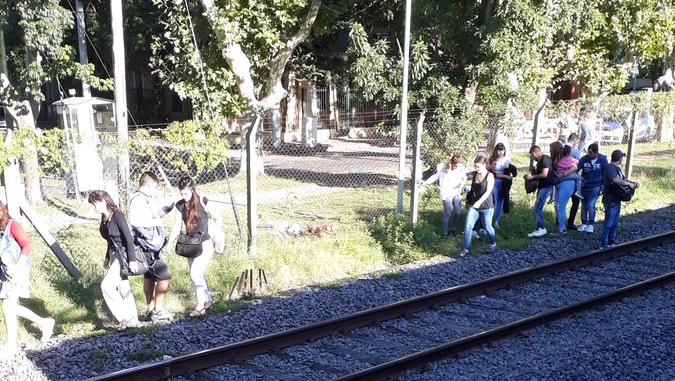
[168,176,215,317]
[89,190,140,329]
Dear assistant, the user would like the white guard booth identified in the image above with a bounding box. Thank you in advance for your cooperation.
[52,97,117,200]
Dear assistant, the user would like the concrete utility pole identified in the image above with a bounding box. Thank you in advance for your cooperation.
[75,0,91,97]
[110,0,130,204]
[396,0,412,215]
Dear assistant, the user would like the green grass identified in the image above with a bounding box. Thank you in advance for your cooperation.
[1,142,672,343]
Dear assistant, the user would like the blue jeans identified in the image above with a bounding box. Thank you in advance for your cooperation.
[581,185,602,225]
[534,186,553,229]
[601,202,621,247]
[464,207,496,251]
[555,180,575,233]
[442,196,462,236]
[492,179,505,228]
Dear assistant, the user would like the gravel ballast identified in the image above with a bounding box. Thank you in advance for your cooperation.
[403,285,675,381]
[0,206,672,380]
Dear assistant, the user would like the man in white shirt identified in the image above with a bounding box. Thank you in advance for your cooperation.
[129,172,174,322]
[578,108,596,154]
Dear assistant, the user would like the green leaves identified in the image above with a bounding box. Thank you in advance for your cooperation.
[2,0,110,103]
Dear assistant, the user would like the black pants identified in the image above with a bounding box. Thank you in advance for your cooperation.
[567,195,580,227]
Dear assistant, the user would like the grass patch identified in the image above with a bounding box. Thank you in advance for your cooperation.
[127,346,167,362]
[381,271,404,280]
[1,142,671,343]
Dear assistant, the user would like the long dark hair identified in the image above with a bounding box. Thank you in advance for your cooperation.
[178,176,203,233]
[0,202,12,230]
[490,142,506,164]
[549,141,564,163]
[88,190,119,216]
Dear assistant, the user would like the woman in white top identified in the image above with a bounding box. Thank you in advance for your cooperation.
[422,154,467,237]
[488,142,512,229]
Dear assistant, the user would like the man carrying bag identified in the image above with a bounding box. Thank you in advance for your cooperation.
[129,172,174,322]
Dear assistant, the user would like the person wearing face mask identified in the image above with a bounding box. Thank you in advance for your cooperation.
[168,176,219,317]
[129,172,174,322]
[89,190,140,329]
[576,143,608,233]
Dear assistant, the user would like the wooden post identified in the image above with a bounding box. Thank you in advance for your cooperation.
[20,201,81,279]
[246,116,261,256]
[409,110,425,225]
[625,109,637,179]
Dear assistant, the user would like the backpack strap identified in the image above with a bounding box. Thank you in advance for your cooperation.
[199,196,213,220]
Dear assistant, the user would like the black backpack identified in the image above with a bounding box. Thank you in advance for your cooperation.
[614,183,635,202]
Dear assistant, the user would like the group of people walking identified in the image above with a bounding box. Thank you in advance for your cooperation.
[422,143,517,256]
[0,172,224,355]
[423,126,640,255]
[91,172,222,330]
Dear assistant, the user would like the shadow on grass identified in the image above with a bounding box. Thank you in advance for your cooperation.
[262,168,397,188]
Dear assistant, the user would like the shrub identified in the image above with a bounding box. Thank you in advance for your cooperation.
[369,213,443,265]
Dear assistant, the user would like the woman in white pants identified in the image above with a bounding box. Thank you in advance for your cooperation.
[0,202,55,358]
[89,191,139,329]
[169,176,219,317]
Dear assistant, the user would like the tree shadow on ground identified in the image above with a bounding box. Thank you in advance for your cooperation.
[630,165,672,179]
[262,168,397,188]
[42,197,98,222]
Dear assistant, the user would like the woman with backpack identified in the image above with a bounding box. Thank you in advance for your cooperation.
[168,176,221,317]
[0,202,55,357]
[89,190,140,329]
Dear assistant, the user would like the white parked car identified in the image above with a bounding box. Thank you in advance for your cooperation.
[601,119,624,144]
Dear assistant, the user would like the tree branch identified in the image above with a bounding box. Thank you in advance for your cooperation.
[260,0,322,109]
[199,0,321,112]
[199,0,259,110]
[1,73,35,128]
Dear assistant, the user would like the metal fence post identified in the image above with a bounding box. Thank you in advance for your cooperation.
[410,110,425,225]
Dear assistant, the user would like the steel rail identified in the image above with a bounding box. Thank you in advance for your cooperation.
[89,230,675,381]
[336,270,675,380]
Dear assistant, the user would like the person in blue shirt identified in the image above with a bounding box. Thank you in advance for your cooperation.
[563,133,583,229]
[577,143,608,233]
[601,150,639,248]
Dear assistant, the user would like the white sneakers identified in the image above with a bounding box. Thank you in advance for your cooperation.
[578,224,594,233]
[527,228,547,238]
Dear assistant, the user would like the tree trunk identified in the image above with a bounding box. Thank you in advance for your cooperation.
[1,74,43,204]
[271,104,282,149]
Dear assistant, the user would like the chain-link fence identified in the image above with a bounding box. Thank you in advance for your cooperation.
[14,91,674,289]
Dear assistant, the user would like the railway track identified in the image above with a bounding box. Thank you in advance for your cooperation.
[90,231,675,381]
